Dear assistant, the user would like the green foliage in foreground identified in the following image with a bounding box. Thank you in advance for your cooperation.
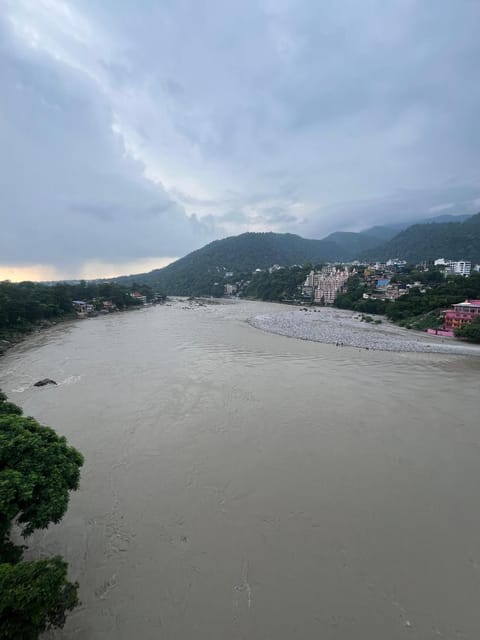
[0,558,78,640]
[0,404,83,544]
[455,316,480,343]
[0,391,83,638]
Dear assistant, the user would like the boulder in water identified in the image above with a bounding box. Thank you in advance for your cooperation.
[34,378,57,387]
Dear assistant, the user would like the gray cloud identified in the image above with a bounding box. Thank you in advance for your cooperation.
[1,0,480,274]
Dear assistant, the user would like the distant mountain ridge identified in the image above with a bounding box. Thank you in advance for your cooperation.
[112,213,478,296]
[114,232,347,295]
[359,213,472,243]
[322,231,386,255]
[360,212,480,263]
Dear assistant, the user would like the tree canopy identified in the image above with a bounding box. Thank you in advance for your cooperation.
[0,557,78,640]
[0,391,83,638]
[455,316,480,343]
[0,413,83,545]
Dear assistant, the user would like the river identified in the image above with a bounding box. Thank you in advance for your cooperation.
[1,299,479,639]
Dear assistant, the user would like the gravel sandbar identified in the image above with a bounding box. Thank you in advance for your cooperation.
[248,307,480,356]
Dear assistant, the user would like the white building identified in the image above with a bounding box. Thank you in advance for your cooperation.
[450,261,471,276]
[434,259,471,276]
[386,258,407,267]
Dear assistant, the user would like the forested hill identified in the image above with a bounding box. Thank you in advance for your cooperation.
[360,213,480,263]
[112,215,479,296]
[114,232,350,295]
[322,230,386,256]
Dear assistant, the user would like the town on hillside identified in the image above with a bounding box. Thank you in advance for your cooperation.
[222,258,480,341]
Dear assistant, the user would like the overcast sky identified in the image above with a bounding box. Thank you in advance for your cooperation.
[1,0,480,280]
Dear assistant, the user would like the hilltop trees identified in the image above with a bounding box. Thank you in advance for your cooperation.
[243,265,312,301]
[0,391,83,638]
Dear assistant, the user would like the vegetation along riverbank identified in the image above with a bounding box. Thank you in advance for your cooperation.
[0,280,166,356]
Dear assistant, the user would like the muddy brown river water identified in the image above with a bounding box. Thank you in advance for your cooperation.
[1,299,479,639]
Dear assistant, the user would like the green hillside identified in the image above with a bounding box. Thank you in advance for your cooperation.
[323,231,385,255]
[361,213,480,263]
[359,226,399,241]
[114,232,345,295]
[111,214,479,296]
[361,214,471,242]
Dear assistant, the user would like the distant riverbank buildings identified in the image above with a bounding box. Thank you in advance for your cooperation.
[302,266,350,304]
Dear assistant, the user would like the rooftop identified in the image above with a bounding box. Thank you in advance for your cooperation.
[454,299,480,308]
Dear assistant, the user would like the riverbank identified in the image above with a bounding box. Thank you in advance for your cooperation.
[0,316,77,357]
[248,307,480,355]
[0,303,161,360]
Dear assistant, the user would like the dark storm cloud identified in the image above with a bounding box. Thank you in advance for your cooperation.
[1,0,480,274]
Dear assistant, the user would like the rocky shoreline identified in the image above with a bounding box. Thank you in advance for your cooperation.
[248,307,480,356]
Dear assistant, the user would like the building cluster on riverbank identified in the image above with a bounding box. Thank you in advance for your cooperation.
[72,291,165,317]
[302,267,350,304]
[218,254,480,340]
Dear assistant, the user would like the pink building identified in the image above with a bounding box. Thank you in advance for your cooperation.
[443,299,480,331]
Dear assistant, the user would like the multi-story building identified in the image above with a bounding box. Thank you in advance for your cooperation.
[443,299,480,331]
[434,259,471,276]
[302,267,349,304]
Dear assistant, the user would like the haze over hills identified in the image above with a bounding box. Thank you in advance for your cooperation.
[358,213,473,243]
[361,212,480,263]
[112,213,478,296]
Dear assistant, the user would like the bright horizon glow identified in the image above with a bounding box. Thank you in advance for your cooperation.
[0,256,178,283]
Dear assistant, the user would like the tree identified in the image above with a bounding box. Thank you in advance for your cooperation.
[0,413,84,550]
[0,391,83,638]
[0,558,78,640]
[455,316,480,343]
[0,391,22,416]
